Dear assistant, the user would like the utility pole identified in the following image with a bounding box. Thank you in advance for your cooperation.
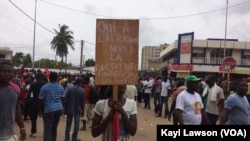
[223,0,229,77]
[80,40,84,74]
[32,0,37,69]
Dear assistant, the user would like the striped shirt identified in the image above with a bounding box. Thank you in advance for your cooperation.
[39,82,65,113]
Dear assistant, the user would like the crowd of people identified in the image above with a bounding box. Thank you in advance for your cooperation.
[1,60,250,141]
[137,74,250,125]
[0,61,138,141]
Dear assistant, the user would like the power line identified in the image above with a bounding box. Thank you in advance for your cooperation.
[41,0,250,20]
[0,13,33,32]
[83,45,94,59]
[84,41,95,46]
[0,12,51,39]
[9,0,55,34]
[140,0,250,20]
[8,0,96,47]
[8,0,97,46]
[41,0,123,18]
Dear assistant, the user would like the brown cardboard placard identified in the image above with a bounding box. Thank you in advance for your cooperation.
[95,19,139,85]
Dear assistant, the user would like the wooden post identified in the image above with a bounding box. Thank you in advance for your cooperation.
[227,71,230,95]
[112,85,119,141]
[112,85,118,101]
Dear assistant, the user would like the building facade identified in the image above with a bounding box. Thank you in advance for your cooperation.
[141,45,166,71]
[160,36,250,78]
[0,47,13,63]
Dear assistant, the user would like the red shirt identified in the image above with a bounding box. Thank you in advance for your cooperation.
[83,84,91,104]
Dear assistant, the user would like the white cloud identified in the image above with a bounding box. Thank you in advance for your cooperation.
[0,0,249,66]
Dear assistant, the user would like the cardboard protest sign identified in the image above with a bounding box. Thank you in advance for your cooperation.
[95,19,139,85]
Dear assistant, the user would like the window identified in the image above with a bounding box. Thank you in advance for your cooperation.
[192,53,204,58]
[0,54,5,58]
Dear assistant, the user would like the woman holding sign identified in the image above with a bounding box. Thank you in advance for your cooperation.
[91,85,137,141]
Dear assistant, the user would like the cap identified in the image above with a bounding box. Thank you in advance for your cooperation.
[185,75,201,83]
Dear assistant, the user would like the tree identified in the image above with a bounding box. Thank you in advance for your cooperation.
[12,52,24,67]
[23,53,32,67]
[85,59,95,67]
[50,24,75,63]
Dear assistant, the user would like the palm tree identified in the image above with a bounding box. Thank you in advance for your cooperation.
[51,24,75,63]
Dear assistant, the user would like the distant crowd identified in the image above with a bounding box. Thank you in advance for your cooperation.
[1,61,250,141]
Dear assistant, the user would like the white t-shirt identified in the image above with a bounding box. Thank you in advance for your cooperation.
[175,90,204,125]
[160,81,171,97]
[94,98,137,141]
[123,85,138,99]
[143,80,153,94]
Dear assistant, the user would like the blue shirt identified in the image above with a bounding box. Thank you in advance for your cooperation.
[39,82,65,113]
[224,93,250,125]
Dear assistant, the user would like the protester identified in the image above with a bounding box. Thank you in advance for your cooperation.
[246,78,250,104]
[156,76,171,118]
[64,77,85,141]
[0,61,26,141]
[38,72,65,141]
[201,75,224,125]
[80,76,94,131]
[219,79,250,125]
[123,84,137,100]
[168,78,186,124]
[136,78,144,105]
[143,77,153,109]
[91,85,137,141]
[28,72,47,137]
[175,75,210,125]
[153,76,161,115]
[23,73,35,121]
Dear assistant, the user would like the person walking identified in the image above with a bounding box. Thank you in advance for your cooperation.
[28,72,47,137]
[38,72,65,141]
[156,76,171,118]
[153,76,161,115]
[23,73,34,121]
[168,78,186,124]
[219,79,250,125]
[143,77,153,110]
[175,75,210,125]
[201,75,224,125]
[136,78,144,105]
[64,77,85,141]
[0,61,26,141]
[80,76,94,131]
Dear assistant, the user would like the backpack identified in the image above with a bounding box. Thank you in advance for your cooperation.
[86,85,99,104]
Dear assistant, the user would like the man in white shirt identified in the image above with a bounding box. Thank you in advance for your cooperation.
[143,77,153,109]
[123,85,137,100]
[175,75,210,125]
[156,76,171,117]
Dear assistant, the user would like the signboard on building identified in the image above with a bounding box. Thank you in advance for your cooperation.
[169,64,193,72]
[178,33,194,54]
[177,32,194,64]
[95,19,139,85]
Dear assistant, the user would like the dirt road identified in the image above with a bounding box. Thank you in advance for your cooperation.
[15,100,171,141]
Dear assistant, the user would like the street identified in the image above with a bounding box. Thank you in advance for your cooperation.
[15,99,171,141]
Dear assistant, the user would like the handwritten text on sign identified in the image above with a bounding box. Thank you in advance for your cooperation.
[95,19,139,85]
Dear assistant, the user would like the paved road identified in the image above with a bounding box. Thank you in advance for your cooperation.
[15,100,171,141]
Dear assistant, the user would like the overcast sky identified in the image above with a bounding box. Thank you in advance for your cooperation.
[1,0,250,67]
